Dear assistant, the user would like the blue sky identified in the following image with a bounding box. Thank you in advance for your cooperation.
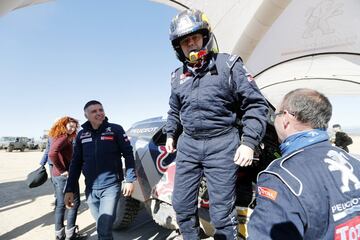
[0,0,178,138]
[0,0,359,138]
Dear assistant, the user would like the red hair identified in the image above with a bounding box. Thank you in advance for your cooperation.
[48,116,79,141]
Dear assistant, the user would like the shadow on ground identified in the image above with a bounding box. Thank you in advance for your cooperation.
[0,179,53,211]
[112,209,174,240]
[0,190,89,240]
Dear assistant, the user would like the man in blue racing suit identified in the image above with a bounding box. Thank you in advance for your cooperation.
[165,9,269,240]
[248,88,360,240]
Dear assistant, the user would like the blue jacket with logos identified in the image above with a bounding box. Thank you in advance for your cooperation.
[248,141,360,240]
[166,53,268,149]
[65,118,136,193]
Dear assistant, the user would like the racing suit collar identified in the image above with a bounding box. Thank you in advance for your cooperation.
[280,129,329,156]
[184,53,216,76]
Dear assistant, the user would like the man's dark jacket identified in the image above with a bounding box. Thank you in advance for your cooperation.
[65,118,136,193]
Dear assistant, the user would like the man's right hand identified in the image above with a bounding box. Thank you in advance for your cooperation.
[234,144,254,167]
[165,138,176,153]
[64,192,74,209]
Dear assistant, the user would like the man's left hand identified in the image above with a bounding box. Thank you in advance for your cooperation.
[234,144,254,167]
[122,182,135,197]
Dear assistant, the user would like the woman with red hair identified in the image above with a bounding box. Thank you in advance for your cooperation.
[49,116,86,240]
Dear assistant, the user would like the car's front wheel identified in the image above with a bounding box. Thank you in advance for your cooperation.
[148,199,178,230]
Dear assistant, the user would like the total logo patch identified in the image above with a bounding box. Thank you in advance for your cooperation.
[101,136,114,141]
[335,216,360,240]
[258,186,278,201]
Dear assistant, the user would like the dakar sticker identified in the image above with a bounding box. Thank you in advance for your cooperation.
[258,186,278,201]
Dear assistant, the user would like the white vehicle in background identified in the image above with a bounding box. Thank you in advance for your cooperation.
[6,137,29,152]
[0,136,16,150]
[26,138,40,150]
[0,136,38,152]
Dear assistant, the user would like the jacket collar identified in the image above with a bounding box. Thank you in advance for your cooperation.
[82,117,109,132]
[280,129,329,156]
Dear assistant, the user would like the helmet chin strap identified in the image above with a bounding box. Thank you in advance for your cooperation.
[188,49,208,64]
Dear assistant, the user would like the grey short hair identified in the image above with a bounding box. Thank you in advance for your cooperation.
[280,88,332,129]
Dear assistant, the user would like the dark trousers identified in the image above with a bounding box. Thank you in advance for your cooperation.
[53,175,80,230]
[173,129,240,240]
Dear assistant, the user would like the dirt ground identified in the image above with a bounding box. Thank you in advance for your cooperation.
[0,150,178,240]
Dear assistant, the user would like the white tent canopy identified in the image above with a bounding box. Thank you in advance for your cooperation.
[152,0,291,63]
[152,0,360,105]
[256,54,360,105]
[0,0,50,16]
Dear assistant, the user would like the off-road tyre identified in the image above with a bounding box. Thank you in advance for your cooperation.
[112,194,141,230]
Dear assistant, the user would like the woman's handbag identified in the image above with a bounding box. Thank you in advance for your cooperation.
[26,165,48,188]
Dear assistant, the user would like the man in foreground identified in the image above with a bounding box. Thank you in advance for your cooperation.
[165,9,269,239]
[248,88,360,240]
